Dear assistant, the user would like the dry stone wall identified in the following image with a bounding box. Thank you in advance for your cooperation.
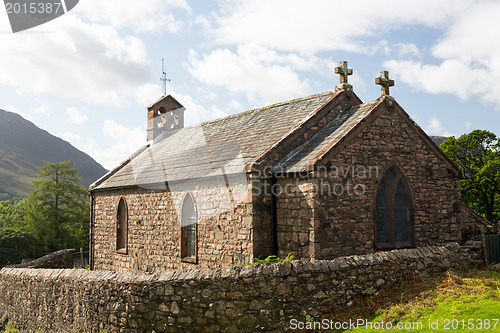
[0,245,470,333]
[460,203,497,242]
[9,249,74,269]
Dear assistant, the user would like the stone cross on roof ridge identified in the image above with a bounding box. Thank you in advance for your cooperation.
[334,61,353,92]
[375,70,394,96]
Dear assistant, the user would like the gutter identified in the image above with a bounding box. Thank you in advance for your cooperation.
[89,192,95,270]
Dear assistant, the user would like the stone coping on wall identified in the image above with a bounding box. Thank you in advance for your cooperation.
[0,244,472,333]
[1,245,457,283]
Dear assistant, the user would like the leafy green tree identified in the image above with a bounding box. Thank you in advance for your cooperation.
[0,199,27,230]
[441,130,500,224]
[25,160,89,252]
[0,228,42,267]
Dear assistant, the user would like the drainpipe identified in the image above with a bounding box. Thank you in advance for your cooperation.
[89,192,95,270]
[270,174,278,256]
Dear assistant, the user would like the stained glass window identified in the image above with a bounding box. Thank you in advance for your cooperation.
[375,166,413,249]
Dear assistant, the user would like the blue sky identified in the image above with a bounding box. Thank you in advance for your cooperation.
[0,0,499,170]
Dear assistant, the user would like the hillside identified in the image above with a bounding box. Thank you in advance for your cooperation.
[0,109,107,201]
[430,135,448,147]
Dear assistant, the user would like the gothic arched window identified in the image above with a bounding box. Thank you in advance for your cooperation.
[116,197,128,252]
[375,165,414,249]
[181,193,197,261]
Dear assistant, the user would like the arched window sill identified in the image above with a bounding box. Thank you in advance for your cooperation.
[181,257,197,264]
[116,248,127,255]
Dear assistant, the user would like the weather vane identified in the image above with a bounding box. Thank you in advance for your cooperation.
[160,58,171,96]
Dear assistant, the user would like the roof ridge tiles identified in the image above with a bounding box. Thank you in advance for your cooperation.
[192,91,335,129]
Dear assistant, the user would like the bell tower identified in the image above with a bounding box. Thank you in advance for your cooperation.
[146,94,185,143]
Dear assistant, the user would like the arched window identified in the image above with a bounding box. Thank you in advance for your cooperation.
[375,165,414,249]
[116,197,128,252]
[181,193,197,261]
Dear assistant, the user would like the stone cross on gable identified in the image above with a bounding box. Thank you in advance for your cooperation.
[334,61,353,92]
[335,61,353,84]
[375,71,394,96]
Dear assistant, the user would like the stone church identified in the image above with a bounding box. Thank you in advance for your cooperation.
[89,62,472,273]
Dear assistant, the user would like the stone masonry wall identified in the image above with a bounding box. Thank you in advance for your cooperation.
[93,175,253,273]
[0,245,470,333]
[312,99,462,259]
[250,96,462,262]
[275,177,317,259]
[250,90,362,261]
[461,203,498,243]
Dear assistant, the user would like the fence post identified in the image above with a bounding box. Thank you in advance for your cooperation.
[80,247,83,267]
[480,226,489,265]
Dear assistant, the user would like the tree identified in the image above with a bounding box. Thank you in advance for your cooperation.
[25,160,89,252]
[0,228,43,267]
[441,130,500,224]
[0,199,27,230]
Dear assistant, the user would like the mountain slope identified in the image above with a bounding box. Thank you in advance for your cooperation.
[0,109,107,201]
[430,135,448,147]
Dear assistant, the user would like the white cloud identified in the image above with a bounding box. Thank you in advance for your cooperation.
[385,60,478,99]
[228,99,243,111]
[65,106,88,125]
[373,40,391,56]
[62,120,148,170]
[0,14,153,108]
[396,43,422,58]
[98,120,146,169]
[186,44,329,105]
[384,1,500,108]
[76,0,192,34]
[426,116,452,136]
[465,121,472,131]
[209,0,476,54]
[31,103,52,116]
[431,2,500,63]
[62,131,82,143]
[0,104,33,122]
[133,83,164,108]
[174,93,228,126]
[385,58,498,106]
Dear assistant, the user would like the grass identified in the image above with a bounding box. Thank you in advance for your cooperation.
[233,252,295,267]
[324,269,500,332]
[2,322,19,333]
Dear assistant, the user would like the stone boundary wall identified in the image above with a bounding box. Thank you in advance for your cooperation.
[0,245,470,333]
[9,249,75,269]
[461,203,498,243]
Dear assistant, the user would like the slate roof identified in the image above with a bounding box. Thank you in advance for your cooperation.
[91,91,337,190]
[273,98,382,173]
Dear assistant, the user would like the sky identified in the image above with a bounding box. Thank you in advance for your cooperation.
[0,0,499,171]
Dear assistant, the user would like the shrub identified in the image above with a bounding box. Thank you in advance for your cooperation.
[3,322,19,333]
[234,252,295,267]
[0,229,43,267]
